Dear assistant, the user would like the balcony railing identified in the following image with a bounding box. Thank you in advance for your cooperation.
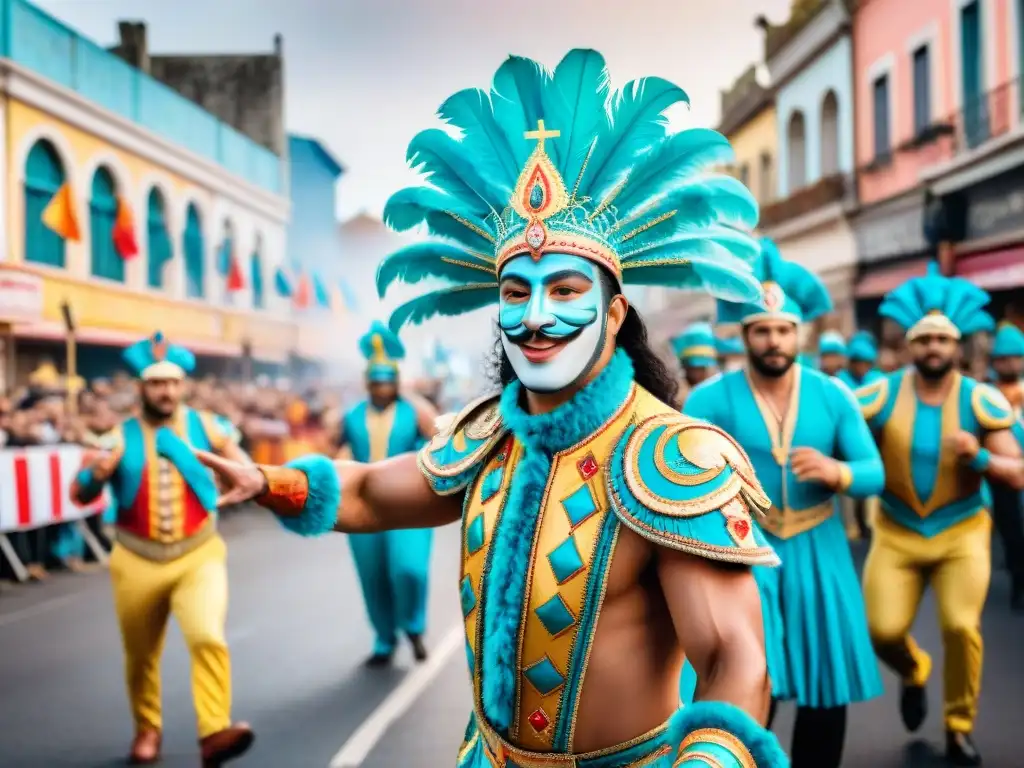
[758,173,851,228]
[0,0,282,194]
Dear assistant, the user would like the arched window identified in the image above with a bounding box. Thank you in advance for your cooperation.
[90,166,122,282]
[759,152,774,202]
[787,111,807,193]
[184,203,205,299]
[24,139,67,268]
[251,234,265,309]
[820,91,840,177]
[146,188,172,289]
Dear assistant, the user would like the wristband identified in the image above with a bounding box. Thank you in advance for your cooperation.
[968,448,991,473]
[835,462,853,493]
[259,455,340,537]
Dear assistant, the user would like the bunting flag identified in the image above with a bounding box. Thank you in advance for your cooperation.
[312,273,331,309]
[224,243,245,293]
[274,266,293,297]
[292,271,312,309]
[41,183,81,242]
[339,278,360,312]
[112,196,139,259]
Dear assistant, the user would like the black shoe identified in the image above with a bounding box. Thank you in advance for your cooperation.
[900,682,927,732]
[946,731,982,766]
[364,651,393,668]
[408,633,428,662]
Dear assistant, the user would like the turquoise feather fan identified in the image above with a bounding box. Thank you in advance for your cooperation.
[377,48,763,333]
[879,263,993,336]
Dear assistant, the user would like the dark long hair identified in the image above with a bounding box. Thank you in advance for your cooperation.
[487,269,680,407]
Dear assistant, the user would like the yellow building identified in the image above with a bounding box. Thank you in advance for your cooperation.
[0,0,304,384]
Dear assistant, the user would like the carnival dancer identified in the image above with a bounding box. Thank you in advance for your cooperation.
[855,267,1024,766]
[717,334,746,372]
[816,330,847,378]
[683,239,883,768]
[197,49,789,767]
[671,321,719,395]
[70,333,253,767]
[985,321,1024,612]
[837,330,883,390]
[338,321,439,665]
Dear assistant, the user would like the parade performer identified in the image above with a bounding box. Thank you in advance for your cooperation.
[198,49,788,767]
[991,322,1024,416]
[338,321,439,665]
[683,238,883,768]
[816,330,847,378]
[837,330,882,390]
[69,333,253,767]
[717,335,746,372]
[671,321,719,394]
[855,267,1024,766]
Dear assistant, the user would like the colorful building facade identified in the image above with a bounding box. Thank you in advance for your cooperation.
[0,0,297,383]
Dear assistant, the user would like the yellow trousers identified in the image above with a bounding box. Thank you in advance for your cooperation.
[863,511,991,733]
[109,534,232,738]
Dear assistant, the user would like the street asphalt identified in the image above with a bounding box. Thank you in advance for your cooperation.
[0,512,1020,767]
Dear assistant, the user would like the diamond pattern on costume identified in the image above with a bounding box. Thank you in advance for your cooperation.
[464,638,475,675]
[535,594,576,636]
[523,655,565,695]
[479,465,504,503]
[466,514,485,555]
[547,535,585,584]
[460,575,477,617]
[561,484,598,528]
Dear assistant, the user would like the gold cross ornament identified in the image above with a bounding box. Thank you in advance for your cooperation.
[523,119,560,149]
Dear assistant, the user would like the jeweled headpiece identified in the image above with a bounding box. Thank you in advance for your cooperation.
[879,263,994,341]
[123,331,195,381]
[375,49,764,332]
[359,321,406,382]
[715,237,832,326]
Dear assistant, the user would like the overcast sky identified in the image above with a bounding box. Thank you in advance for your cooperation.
[37,0,790,220]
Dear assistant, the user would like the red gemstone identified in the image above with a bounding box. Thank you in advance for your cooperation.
[577,454,599,480]
[528,709,550,731]
[731,519,751,539]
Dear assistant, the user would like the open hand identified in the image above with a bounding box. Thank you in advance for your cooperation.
[790,447,842,489]
[84,449,120,483]
[196,450,267,507]
[944,430,981,463]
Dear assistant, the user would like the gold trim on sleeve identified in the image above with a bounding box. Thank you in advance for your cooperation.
[678,728,756,768]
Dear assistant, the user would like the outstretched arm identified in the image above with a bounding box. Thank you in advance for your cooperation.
[832,385,885,498]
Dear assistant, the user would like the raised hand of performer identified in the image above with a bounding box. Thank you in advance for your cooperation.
[790,446,846,490]
[195,450,268,507]
[944,429,981,462]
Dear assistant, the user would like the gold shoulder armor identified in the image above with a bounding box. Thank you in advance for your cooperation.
[856,376,889,421]
[418,393,507,490]
[971,383,1016,431]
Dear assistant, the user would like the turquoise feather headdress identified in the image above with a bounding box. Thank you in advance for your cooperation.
[716,237,832,325]
[879,263,993,340]
[123,331,195,380]
[671,322,718,367]
[818,330,847,357]
[847,330,878,363]
[992,322,1024,358]
[375,48,764,333]
[359,321,406,382]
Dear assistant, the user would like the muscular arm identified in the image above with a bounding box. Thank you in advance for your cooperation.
[981,428,1024,490]
[657,549,770,723]
[833,385,885,498]
[329,453,463,532]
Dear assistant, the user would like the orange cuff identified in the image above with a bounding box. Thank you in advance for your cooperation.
[256,465,310,518]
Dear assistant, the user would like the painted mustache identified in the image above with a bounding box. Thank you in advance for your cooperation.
[498,306,598,344]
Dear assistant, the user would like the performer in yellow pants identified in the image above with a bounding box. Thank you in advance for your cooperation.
[72,332,253,767]
[855,269,1024,767]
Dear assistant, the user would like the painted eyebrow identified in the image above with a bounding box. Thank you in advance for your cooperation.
[542,269,593,284]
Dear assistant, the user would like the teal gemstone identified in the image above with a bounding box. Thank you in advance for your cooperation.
[547,535,585,584]
[535,594,576,636]
[561,484,598,527]
[523,656,565,695]
[460,575,477,617]
[529,183,544,209]
[466,514,485,555]
[479,466,504,503]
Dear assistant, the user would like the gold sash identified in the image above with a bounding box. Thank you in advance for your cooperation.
[758,500,833,540]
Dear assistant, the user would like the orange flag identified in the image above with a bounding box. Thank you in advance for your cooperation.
[293,272,312,309]
[41,183,81,242]
[112,196,139,260]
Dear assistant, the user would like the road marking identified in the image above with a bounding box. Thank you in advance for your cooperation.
[0,593,83,628]
[328,625,463,768]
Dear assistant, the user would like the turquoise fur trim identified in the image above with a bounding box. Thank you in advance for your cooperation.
[668,701,789,767]
[75,468,105,505]
[607,425,779,566]
[155,428,218,512]
[480,348,634,731]
[276,454,341,537]
[117,419,145,510]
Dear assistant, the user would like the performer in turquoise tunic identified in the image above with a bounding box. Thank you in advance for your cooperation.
[339,321,439,665]
[684,238,884,768]
[855,266,1024,766]
[837,331,883,390]
[717,335,746,372]
[816,330,847,378]
[671,322,718,392]
[199,49,789,767]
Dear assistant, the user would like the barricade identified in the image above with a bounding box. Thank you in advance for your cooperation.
[0,445,109,581]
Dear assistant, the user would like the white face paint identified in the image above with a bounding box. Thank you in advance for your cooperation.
[498,253,608,393]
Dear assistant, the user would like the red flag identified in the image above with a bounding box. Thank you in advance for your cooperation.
[293,272,311,309]
[112,196,138,260]
[226,249,245,292]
